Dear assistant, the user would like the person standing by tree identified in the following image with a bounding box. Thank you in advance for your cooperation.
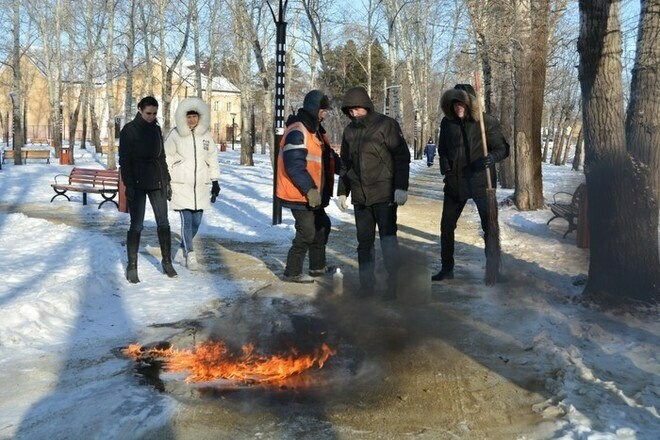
[432,84,509,281]
[277,90,339,283]
[165,97,221,271]
[424,137,437,167]
[119,96,177,283]
[337,86,410,299]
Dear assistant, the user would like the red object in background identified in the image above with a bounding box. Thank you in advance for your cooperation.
[118,170,128,213]
[59,146,70,165]
[577,185,590,248]
[220,142,227,152]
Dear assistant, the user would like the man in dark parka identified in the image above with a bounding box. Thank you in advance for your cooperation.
[337,86,411,299]
[433,84,509,281]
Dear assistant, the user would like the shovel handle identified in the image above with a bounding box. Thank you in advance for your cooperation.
[474,71,493,190]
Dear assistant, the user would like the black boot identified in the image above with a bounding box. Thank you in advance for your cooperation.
[126,231,141,284]
[431,267,454,281]
[157,226,178,278]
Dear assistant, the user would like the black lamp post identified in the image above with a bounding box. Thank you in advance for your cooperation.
[230,112,236,150]
[266,0,288,225]
[59,101,63,147]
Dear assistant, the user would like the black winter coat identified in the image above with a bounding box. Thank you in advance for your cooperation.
[119,113,170,191]
[338,87,410,206]
[438,89,509,201]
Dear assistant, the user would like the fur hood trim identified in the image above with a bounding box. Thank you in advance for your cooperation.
[174,97,211,136]
[440,89,480,121]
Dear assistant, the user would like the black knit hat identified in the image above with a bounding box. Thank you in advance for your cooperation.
[302,90,330,115]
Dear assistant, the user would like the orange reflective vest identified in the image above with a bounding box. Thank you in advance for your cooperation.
[276,122,323,203]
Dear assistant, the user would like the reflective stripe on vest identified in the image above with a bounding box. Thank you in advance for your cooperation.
[276,122,323,203]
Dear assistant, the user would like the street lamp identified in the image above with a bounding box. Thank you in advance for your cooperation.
[266,0,288,225]
[59,101,64,147]
[230,112,236,150]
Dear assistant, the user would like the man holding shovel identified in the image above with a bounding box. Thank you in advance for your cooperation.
[432,84,509,283]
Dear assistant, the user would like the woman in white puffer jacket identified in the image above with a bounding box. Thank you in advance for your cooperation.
[165,97,220,270]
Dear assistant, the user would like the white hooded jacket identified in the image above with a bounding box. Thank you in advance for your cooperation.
[165,97,220,211]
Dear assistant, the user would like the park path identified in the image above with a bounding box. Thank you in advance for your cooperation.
[0,165,554,439]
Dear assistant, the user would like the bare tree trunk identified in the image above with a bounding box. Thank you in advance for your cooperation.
[234,0,253,166]
[497,71,515,188]
[578,0,659,303]
[124,0,137,123]
[140,3,154,96]
[571,127,583,171]
[301,0,332,96]
[11,0,24,164]
[81,97,88,150]
[625,0,660,204]
[205,0,219,107]
[436,0,462,129]
[68,96,81,154]
[26,0,63,156]
[551,118,566,164]
[192,0,202,98]
[562,112,580,166]
[106,0,117,170]
[513,0,548,210]
[161,4,191,133]
[105,2,117,170]
[542,103,558,162]
[90,88,101,151]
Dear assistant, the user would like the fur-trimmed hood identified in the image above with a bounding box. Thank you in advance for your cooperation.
[440,88,480,121]
[174,97,211,136]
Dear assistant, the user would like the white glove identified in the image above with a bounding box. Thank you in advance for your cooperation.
[394,189,408,205]
[337,195,348,212]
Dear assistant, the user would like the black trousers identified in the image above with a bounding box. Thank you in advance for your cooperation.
[284,208,331,276]
[128,188,170,233]
[440,192,489,269]
[354,202,400,287]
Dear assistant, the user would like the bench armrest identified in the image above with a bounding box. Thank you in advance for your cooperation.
[552,191,574,205]
[53,173,70,185]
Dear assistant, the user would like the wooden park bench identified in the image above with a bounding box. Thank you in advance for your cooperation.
[1,147,13,165]
[30,138,50,146]
[51,167,119,209]
[21,148,51,164]
[547,183,587,238]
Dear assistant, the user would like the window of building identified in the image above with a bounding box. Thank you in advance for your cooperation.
[214,101,220,112]
[227,102,232,112]
[214,123,219,134]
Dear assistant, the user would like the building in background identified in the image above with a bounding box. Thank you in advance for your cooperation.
[0,53,241,145]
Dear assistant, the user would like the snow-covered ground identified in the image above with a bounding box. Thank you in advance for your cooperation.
[0,144,657,439]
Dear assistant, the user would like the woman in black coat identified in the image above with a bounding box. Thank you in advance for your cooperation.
[119,96,177,283]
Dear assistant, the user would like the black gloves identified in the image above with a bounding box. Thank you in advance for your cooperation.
[211,180,220,203]
[125,186,135,202]
[439,157,451,175]
[472,154,494,171]
[166,183,172,201]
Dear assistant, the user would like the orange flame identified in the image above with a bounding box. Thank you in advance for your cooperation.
[124,341,336,384]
